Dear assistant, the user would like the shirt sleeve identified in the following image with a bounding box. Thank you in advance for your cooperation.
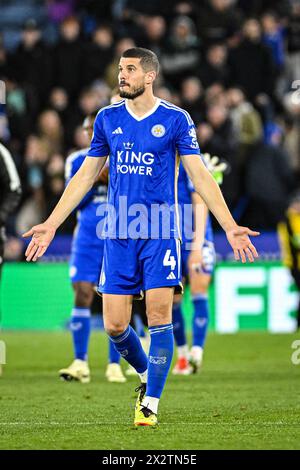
[86,109,110,158]
[64,154,94,210]
[65,156,82,185]
[175,111,201,156]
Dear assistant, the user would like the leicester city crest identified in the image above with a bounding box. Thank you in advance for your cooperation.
[151,124,166,138]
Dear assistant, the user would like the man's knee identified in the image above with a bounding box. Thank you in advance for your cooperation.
[102,294,133,336]
[104,320,129,337]
[147,298,172,326]
[74,282,94,307]
[190,284,208,296]
[189,274,211,297]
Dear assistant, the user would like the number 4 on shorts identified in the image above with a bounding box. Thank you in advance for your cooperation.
[163,249,176,271]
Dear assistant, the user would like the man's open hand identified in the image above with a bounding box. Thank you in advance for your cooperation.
[226,226,260,263]
[22,223,56,262]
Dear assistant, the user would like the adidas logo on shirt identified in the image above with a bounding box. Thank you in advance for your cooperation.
[167,272,176,280]
[112,127,123,134]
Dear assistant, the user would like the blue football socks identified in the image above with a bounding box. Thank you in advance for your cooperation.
[70,307,91,361]
[143,324,174,411]
[109,325,148,376]
[172,303,186,347]
[192,294,209,348]
[109,338,121,364]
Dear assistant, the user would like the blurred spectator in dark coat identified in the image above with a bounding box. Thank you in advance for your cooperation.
[197,106,237,160]
[48,87,72,148]
[227,87,263,194]
[161,15,200,89]
[141,16,166,58]
[10,19,53,110]
[0,43,10,80]
[53,16,85,99]
[5,75,35,143]
[120,0,180,16]
[204,83,227,108]
[181,77,204,125]
[237,0,290,17]
[82,24,114,87]
[199,43,230,88]
[228,18,276,103]
[245,136,297,228]
[62,87,102,150]
[83,0,112,20]
[197,104,239,207]
[196,0,242,47]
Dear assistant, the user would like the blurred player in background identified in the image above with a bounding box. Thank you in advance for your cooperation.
[59,113,126,384]
[0,142,22,376]
[0,142,22,278]
[172,155,226,375]
[23,48,259,427]
[278,193,300,330]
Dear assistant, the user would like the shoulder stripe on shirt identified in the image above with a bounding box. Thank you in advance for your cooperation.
[95,100,125,118]
[65,147,90,165]
[160,100,193,126]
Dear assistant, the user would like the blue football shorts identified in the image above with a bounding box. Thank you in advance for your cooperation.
[98,238,182,296]
[69,242,104,285]
[181,240,216,278]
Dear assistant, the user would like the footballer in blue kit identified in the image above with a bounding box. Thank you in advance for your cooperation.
[172,163,216,375]
[88,96,199,297]
[59,114,128,384]
[66,146,106,285]
[24,48,259,427]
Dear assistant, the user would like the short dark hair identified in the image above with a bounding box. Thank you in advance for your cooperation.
[121,47,160,75]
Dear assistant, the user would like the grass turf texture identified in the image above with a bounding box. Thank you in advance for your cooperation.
[0,331,299,450]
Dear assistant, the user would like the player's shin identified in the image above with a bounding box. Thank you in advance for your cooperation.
[109,325,148,382]
[141,324,174,415]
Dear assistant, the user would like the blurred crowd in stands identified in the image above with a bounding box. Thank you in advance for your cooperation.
[1,0,300,252]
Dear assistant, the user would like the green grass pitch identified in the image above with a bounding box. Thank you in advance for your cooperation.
[0,331,300,450]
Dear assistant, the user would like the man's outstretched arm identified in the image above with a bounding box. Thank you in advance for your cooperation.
[23,156,107,262]
[181,154,259,263]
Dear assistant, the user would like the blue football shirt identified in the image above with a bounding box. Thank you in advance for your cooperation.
[87,98,201,239]
[65,148,108,251]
